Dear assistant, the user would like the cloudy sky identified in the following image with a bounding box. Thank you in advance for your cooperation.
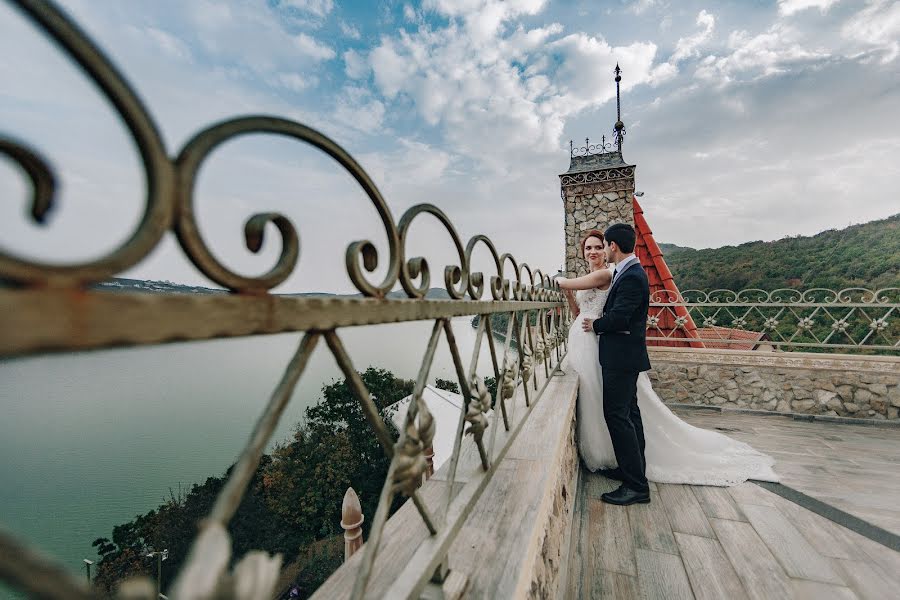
[1,0,898,293]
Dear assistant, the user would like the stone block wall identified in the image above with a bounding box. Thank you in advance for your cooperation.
[560,165,635,277]
[647,348,900,421]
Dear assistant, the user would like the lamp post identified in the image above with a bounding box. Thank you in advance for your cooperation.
[82,559,93,585]
[146,549,168,598]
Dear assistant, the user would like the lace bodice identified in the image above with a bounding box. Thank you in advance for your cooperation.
[576,288,609,316]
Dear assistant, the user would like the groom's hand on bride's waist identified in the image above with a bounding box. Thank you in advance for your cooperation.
[582,317,595,332]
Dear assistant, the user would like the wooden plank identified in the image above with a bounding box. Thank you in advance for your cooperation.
[791,580,858,600]
[629,495,679,555]
[591,570,640,600]
[711,518,793,600]
[855,536,900,588]
[589,499,637,576]
[830,558,896,600]
[583,471,619,499]
[658,484,716,538]
[447,460,551,597]
[675,532,748,600]
[691,486,746,521]
[564,473,588,600]
[634,548,694,600]
[741,504,845,585]
[768,495,863,560]
[727,482,777,507]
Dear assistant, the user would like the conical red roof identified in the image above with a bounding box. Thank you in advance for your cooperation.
[632,197,704,348]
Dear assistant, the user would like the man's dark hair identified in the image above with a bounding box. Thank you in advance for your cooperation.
[604,222,636,253]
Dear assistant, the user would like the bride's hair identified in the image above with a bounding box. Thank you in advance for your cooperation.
[580,230,606,259]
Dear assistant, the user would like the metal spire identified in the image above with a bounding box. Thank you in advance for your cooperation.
[614,63,625,155]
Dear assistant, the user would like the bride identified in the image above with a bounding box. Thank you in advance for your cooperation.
[557,230,778,486]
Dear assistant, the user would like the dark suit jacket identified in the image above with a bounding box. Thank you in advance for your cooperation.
[591,260,652,372]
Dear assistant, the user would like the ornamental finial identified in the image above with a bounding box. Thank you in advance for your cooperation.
[614,64,625,155]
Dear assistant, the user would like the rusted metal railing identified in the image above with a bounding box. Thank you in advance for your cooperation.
[0,1,570,598]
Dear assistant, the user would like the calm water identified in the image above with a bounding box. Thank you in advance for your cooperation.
[0,317,492,596]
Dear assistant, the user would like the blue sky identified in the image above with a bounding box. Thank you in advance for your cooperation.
[1,0,898,293]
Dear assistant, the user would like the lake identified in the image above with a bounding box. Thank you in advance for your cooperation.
[0,316,494,597]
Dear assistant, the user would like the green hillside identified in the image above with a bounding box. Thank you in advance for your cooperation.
[661,214,900,291]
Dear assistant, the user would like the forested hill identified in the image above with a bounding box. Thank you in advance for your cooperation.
[659,213,900,291]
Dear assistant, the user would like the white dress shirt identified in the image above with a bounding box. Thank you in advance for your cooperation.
[611,254,639,286]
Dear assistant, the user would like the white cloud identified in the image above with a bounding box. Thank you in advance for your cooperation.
[671,10,715,63]
[367,8,656,168]
[694,23,829,85]
[360,139,453,186]
[403,3,417,23]
[293,32,336,60]
[369,37,411,99]
[343,48,369,79]
[778,0,841,16]
[339,21,361,40]
[139,26,194,62]
[423,0,548,43]
[627,0,658,15]
[273,72,312,91]
[333,86,386,132]
[841,0,900,63]
[278,0,334,18]
[547,33,658,114]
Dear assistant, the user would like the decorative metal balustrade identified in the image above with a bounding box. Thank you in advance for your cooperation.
[648,288,900,354]
[0,1,571,598]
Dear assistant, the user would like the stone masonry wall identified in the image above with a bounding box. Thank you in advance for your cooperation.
[562,175,634,277]
[647,348,900,421]
[527,413,578,599]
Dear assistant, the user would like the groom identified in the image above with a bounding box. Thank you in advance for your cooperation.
[581,223,651,505]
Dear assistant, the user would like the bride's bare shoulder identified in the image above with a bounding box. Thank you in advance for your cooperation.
[597,267,613,290]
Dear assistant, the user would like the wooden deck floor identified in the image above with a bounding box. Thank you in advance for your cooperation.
[677,409,900,536]
[565,411,900,600]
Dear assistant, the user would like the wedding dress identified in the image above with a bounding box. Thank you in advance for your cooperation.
[567,284,779,486]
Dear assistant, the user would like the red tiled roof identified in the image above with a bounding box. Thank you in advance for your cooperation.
[632,197,704,348]
[694,326,770,351]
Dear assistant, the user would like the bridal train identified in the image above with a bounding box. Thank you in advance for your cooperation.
[568,287,779,486]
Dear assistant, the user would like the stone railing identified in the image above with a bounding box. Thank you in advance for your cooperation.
[317,362,580,598]
[648,347,900,421]
[0,2,571,598]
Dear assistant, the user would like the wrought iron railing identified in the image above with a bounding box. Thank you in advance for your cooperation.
[0,1,570,598]
[648,288,900,354]
[569,136,617,158]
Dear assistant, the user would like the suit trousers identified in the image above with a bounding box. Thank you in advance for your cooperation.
[602,368,649,494]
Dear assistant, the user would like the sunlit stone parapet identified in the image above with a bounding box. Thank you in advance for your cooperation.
[648,348,900,421]
[560,152,636,277]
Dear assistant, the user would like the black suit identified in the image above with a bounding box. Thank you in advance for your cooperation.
[591,259,651,494]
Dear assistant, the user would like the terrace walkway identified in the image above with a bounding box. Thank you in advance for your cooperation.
[564,410,900,599]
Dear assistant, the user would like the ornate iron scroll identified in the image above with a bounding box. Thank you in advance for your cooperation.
[569,135,616,157]
[559,165,635,188]
[0,2,571,599]
[648,287,900,353]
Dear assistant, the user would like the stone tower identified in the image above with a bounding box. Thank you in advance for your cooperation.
[560,64,636,276]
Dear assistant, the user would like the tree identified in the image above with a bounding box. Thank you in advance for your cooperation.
[265,368,411,541]
[90,366,415,599]
[434,378,460,393]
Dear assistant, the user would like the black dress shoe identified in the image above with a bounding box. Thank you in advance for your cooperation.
[598,468,624,481]
[601,485,651,506]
